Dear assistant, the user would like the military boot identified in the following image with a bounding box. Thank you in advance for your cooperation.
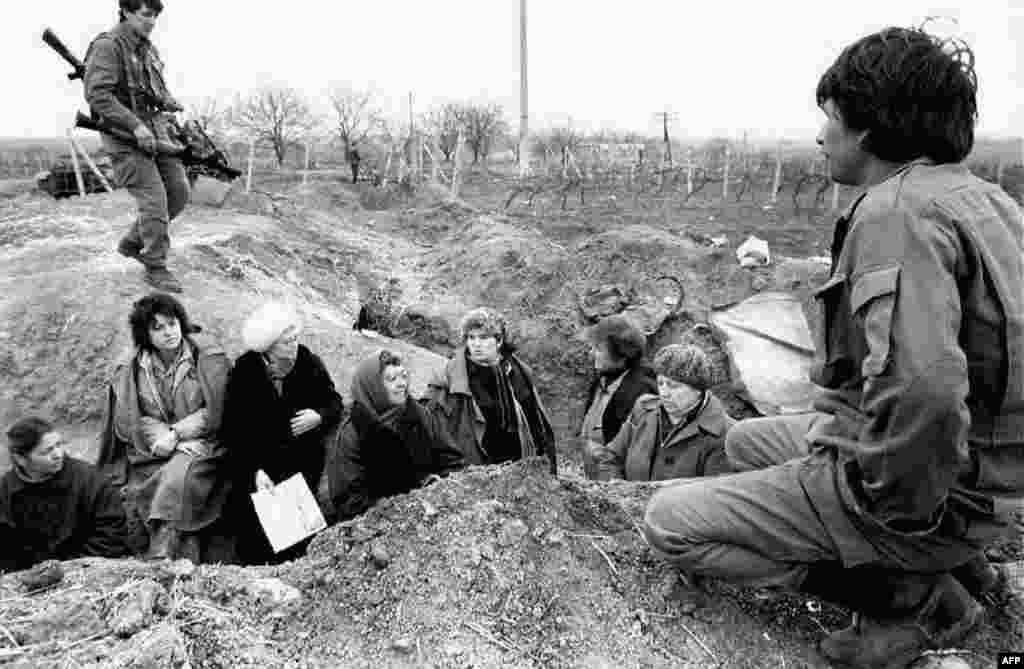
[117,237,143,264]
[819,573,982,669]
[144,266,183,293]
[952,554,1004,603]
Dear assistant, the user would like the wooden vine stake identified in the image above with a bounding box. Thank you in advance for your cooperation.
[832,182,840,210]
[771,141,783,204]
[245,137,255,193]
[686,147,694,196]
[69,136,113,193]
[66,129,86,197]
[722,144,731,201]
[450,129,464,200]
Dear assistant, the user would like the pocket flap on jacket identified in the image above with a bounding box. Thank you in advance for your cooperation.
[812,271,847,298]
[851,266,900,313]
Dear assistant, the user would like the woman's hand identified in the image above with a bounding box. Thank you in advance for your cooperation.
[290,409,322,437]
[176,439,206,457]
[151,428,179,457]
[255,469,274,493]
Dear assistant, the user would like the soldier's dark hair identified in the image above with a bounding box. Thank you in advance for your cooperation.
[584,315,646,366]
[129,292,194,352]
[815,26,977,164]
[6,417,53,457]
[119,0,164,22]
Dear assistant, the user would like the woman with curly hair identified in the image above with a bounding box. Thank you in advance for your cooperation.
[424,307,557,474]
[96,292,231,562]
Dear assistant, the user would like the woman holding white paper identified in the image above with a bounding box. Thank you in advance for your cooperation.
[221,301,343,565]
[328,350,466,521]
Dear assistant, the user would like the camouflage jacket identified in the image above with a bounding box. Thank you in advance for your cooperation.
[806,159,1024,533]
[83,21,182,136]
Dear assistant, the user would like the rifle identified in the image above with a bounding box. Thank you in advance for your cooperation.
[43,27,241,182]
[42,28,85,80]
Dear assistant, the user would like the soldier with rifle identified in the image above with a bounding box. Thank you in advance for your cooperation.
[83,0,188,293]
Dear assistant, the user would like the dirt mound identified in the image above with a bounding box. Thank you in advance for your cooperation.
[2,459,1015,668]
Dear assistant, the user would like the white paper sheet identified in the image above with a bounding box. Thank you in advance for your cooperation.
[250,473,327,553]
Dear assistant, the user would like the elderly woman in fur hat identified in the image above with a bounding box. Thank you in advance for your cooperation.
[424,307,557,474]
[220,301,343,565]
[592,344,735,481]
[96,292,231,562]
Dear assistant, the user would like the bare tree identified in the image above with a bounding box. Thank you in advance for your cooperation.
[422,104,461,162]
[452,103,507,165]
[228,87,317,168]
[184,95,230,144]
[328,85,381,159]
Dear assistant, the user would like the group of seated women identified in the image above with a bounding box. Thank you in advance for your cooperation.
[0,297,566,570]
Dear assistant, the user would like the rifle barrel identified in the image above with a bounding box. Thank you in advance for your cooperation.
[42,28,85,81]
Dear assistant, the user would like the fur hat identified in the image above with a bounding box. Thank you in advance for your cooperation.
[241,301,301,353]
[652,344,714,391]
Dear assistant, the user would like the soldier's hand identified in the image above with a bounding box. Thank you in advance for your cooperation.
[133,124,156,154]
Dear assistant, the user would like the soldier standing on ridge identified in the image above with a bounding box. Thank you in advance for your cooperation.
[84,0,190,293]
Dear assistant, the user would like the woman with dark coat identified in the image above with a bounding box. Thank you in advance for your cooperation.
[221,301,343,564]
[424,307,557,474]
[0,417,131,572]
[329,350,466,521]
[579,315,658,479]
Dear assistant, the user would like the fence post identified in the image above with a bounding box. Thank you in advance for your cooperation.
[722,144,731,201]
[771,141,783,204]
[245,137,255,193]
[996,157,1005,186]
[831,182,840,210]
[66,129,86,197]
[450,129,464,200]
[686,147,694,196]
[302,142,310,186]
[70,137,113,193]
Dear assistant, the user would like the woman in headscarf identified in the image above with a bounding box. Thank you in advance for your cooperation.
[221,300,343,565]
[424,307,557,474]
[592,344,735,481]
[96,292,231,562]
[328,350,466,521]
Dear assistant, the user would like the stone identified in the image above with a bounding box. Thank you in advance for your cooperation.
[246,577,302,613]
[109,579,170,638]
[370,544,391,569]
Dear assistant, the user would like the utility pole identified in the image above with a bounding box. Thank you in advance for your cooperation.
[519,0,529,176]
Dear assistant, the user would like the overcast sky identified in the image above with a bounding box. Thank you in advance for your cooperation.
[5,1,1022,143]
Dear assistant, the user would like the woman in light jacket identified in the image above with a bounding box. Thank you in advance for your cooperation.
[96,292,231,562]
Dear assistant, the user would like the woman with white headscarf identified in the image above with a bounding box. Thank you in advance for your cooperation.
[221,301,343,565]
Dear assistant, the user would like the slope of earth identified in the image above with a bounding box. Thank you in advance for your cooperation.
[0,459,1017,668]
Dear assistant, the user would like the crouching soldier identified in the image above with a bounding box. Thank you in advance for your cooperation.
[643,26,1024,669]
[0,417,131,573]
[592,344,733,481]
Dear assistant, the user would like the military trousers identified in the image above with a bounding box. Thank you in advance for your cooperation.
[107,137,190,269]
[643,413,1009,590]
